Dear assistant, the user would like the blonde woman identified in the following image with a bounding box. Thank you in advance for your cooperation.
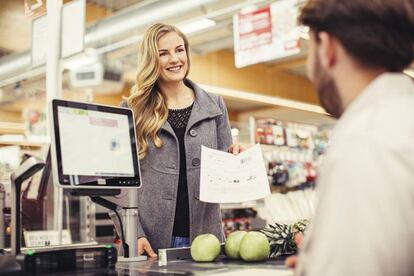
[126,23,241,257]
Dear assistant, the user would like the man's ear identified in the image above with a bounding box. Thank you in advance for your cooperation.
[317,32,337,69]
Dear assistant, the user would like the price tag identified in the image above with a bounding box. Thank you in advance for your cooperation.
[24,229,72,247]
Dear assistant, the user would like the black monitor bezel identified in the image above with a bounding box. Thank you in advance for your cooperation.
[51,99,141,189]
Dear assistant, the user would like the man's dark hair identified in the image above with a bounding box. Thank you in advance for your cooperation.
[299,0,414,72]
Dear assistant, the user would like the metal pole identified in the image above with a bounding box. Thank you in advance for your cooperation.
[46,0,63,240]
[118,191,147,262]
[10,181,21,255]
[0,184,5,248]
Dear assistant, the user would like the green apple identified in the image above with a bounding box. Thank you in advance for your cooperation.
[224,231,247,259]
[190,234,221,262]
[239,231,270,262]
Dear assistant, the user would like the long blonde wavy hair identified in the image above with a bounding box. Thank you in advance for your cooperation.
[127,23,191,159]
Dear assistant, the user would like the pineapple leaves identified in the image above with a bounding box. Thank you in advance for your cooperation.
[260,219,309,258]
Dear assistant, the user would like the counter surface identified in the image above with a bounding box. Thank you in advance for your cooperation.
[115,255,293,275]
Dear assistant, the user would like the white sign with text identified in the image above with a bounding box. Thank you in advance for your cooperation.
[24,230,72,247]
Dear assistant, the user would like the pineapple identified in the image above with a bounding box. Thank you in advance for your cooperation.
[260,219,309,257]
[292,219,309,234]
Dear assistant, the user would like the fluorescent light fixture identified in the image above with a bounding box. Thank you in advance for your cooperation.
[403,69,414,79]
[63,48,99,70]
[239,4,258,14]
[64,57,96,70]
[179,18,216,35]
[200,84,327,115]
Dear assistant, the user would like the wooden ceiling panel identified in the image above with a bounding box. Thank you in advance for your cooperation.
[0,0,114,55]
[0,0,31,53]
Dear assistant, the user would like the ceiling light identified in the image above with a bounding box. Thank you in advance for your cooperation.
[239,4,258,14]
[200,84,327,115]
[403,69,414,79]
[63,48,100,70]
[178,18,216,35]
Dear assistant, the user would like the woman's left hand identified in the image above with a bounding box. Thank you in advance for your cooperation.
[227,144,244,155]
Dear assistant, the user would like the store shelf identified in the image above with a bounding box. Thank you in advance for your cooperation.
[220,201,258,210]
[239,143,298,153]
[0,122,25,135]
[0,141,46,148]
[270,182,315,194]
[240,142,313,154]
[0,135,50,148]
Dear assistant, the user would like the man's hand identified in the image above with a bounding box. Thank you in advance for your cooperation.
[285,233,303,268]
[227,144,244,155]
[137,237,157,258]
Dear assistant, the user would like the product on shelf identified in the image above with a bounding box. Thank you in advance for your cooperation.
[285,126,298,147]
[220,118,331,235]
[254,119,323,150]
[268,161,289,186]
[255,127,266,144]
[221,208,257,237]
[253,118,331,189]
[271,124,285,146]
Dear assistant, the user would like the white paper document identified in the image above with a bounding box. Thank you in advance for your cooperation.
[200,144,271,203]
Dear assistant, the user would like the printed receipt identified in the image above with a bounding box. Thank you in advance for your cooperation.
[200,144,271,203]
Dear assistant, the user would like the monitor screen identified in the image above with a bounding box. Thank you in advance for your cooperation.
[50,99,141,189]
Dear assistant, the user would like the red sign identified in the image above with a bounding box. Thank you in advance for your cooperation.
[234,0,301,68]
[238,7,272,51]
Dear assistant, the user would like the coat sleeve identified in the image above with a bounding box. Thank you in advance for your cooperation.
[215,96,232,152]
[137,211,146,239]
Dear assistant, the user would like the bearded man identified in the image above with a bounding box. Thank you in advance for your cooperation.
[290,1,414,275]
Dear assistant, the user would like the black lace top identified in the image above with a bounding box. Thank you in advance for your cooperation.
[167,103,193,237]
[167,104,193,129]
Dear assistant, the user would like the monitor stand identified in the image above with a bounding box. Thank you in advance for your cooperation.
[71,189,147,262]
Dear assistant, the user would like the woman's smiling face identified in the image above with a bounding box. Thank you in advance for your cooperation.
[157,31,189,85]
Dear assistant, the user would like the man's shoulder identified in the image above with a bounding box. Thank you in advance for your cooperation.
[371,93,414,148]
[328,92,414,160]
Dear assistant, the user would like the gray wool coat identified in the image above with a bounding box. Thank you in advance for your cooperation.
[136,79,232,252]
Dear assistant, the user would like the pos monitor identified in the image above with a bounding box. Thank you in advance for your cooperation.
[50,99,141,189]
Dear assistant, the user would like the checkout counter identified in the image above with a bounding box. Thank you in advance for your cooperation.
[115,254,291,275]
[1,100,293,275]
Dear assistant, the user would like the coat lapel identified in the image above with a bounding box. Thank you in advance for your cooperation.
[185,79,222,131]
[159,79,222,137]
[160,120,176,137]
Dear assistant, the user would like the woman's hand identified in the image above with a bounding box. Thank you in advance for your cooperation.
[138,237,157,258]
[227,144,244,155]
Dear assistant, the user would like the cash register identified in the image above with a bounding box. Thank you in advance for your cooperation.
[0,99,144,275]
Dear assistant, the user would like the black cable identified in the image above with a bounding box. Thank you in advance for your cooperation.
[90,196,129,258]
[112,207,129,258]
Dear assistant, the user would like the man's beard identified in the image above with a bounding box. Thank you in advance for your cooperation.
[313,56,344,118]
